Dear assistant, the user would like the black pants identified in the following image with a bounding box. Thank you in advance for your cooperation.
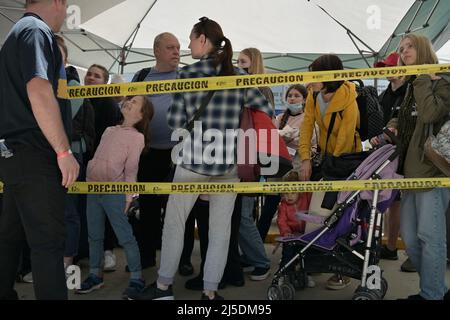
[134,148,173,266]
[257,195,281,242]
[0,146,67,300]
[182,196,243,282]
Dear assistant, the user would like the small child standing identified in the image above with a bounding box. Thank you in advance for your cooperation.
[76,96,153,299]
[276,171,315,287]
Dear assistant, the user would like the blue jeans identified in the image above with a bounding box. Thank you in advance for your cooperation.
[86,194,142,280]
[239,196,270,269]
[400,188,450,300]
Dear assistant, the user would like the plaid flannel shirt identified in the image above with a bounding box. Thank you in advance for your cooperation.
[168,57,273,176]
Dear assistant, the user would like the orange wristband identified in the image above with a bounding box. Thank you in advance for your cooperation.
[57,149,72,159]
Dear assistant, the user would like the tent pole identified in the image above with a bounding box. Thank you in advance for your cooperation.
[347,32,373,68]
[316,5,377,69]
[423,0,440,28]
[406,0,424,33]
[0,10,16,23]
[316,5,377,54]
[118,0,158,73]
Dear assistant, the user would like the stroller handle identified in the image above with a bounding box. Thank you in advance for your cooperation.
[383,127,399,146]
[383,128,401,162]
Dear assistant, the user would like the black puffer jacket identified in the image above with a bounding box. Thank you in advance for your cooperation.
[66,66,96,158]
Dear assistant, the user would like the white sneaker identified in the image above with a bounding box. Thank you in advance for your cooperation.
[103,250,116,272]
[307,275,316,288]
[22,272,33,283]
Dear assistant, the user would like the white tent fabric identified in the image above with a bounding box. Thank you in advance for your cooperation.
[81,0,415,54]
[1,0,448,74]
[437,40,450,63]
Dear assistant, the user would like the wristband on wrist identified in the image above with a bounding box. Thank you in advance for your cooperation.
[57,149,72,159]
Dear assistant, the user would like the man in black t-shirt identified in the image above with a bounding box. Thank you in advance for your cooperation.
[0,0,79,300]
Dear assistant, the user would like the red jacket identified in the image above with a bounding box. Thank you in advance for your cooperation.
[238,108,292,181]
[277,193,312,236]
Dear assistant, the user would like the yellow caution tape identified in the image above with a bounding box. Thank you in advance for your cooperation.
[1,178,449,194]
[58,64,450,99]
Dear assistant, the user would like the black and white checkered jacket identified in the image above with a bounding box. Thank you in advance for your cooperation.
[168,57,273,176]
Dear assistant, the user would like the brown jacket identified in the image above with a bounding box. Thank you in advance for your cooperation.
[404,74,450,178]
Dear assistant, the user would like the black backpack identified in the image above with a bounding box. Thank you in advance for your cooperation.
[355,83,384,141]
[313,82,384,141]
[134,67,152,82]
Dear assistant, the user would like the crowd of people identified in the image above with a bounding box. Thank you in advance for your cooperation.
[0,0,449,301]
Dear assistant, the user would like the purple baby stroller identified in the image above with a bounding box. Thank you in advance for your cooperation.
[267,143,402,300]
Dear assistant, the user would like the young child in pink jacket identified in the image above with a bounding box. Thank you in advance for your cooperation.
[77,96,153,299]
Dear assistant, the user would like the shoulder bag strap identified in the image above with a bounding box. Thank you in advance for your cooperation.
[325,112,337,155]
[185,90,215,132]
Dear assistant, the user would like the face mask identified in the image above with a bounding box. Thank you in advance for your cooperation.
[242,67,250,74]
[284,102,303,114]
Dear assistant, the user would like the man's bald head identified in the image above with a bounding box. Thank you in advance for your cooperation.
[25,0,67,32]
[153,33,180,72]
[153,32,177,50]
[25,0,51,8]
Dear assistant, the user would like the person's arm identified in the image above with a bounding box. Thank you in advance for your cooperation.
[298,94,316,181]
[299,94,315,160]
[27,78,79,187]
[413,75,450,124]
[19,28,78,187]
[123,133,145,212]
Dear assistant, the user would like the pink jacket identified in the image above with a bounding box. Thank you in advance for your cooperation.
[277,193,312,236]
[87,126,144,202]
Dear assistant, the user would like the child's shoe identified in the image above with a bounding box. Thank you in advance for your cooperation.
[122,278,146,300]
[75,274,104,294]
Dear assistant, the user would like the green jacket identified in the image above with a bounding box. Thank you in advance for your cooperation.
[404,74,450,178]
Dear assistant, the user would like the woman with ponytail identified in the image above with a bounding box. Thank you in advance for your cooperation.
[128,17,273,301]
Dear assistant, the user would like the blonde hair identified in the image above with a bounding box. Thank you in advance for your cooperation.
[240,48,266,74]
[398,34,439,66]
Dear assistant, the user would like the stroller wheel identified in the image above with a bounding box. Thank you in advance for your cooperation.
[267,285,283,300]
[280,283,296,300]
[352,286,382,300]
[380,277,388,299]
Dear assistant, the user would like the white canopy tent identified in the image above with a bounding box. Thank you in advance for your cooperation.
[438,40,450,63]
[1,0,449,75]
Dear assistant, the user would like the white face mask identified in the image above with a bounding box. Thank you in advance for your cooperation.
[284,102,304,114]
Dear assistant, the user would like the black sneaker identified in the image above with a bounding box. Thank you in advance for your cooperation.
[185,274,227,291]
[122,279,145,300]
[178,262,194,276]
[379,245,398,260]
[400,258,417,272]
[127,282,174,300]
[201,292,224,300]
[250,267,270,281]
